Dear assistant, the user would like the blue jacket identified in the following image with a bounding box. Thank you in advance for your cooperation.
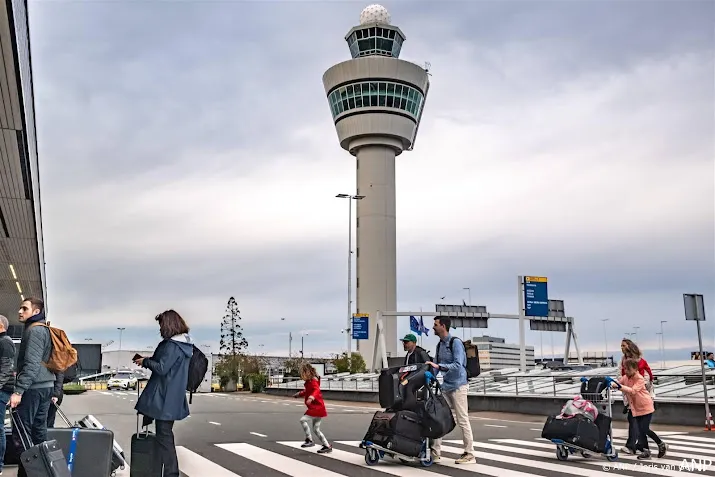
[135,333,193,421]
[435,333,467,392]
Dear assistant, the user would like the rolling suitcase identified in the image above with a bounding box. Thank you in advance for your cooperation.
[47,404,114,477]
[363,409,424,457]
[378,364,430,410]
[12,410,71,477]
[130,383,162,477]
[76,414,127,474]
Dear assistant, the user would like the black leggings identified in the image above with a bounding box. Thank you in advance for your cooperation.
[626,411,659,451]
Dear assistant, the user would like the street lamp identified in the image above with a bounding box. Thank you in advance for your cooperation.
[656,332,663,369]
[633,326,640,342]
[336,193,364,357]
[462,287,471,340]
[300,332,309,359]
[117,328,126,352]
[660,320,667,368]
[601,319,609,365]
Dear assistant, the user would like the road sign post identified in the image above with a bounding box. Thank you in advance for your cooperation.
[684,294,711,430]
[352,313,369,341]
[519,276,549,372]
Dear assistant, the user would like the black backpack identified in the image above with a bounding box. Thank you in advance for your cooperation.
[436,337,481,379]
[186,344,209,404]
[63,362,80,383]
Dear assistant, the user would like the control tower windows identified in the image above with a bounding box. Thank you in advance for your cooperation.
[328,81,424,121]
[346,27,405,58]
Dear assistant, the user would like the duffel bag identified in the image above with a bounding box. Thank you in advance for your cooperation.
[418,381,456,439]
[542,414,600,452]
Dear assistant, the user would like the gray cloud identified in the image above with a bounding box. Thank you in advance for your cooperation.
[31,1,714,358]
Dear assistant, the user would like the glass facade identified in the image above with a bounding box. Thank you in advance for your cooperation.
[328,81,424,120]
[346,26,404,58]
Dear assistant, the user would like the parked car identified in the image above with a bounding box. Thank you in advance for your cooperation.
[107,372,138,390]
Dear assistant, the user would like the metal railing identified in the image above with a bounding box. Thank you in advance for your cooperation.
[267,366,715,403]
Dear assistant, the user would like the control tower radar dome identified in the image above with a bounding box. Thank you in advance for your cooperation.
[360,4,391,25]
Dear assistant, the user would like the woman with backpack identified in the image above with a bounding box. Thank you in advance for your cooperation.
[134,310,194,477]
[619,338,667,458]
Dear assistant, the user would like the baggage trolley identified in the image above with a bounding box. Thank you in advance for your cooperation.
[551,376,619,462]
[360,368,437,468]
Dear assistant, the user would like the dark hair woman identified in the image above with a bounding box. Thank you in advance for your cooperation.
[133,310,194,477]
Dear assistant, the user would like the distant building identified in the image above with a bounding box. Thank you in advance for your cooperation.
[101,349,156,374]
[472,336,536,371]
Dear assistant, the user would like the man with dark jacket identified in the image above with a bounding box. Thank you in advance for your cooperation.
[46,370,65,428]
[10,297,55,450]
[402,334,430,365]
[0,315,16,474]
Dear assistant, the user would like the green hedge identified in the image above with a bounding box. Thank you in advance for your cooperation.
[63,383,87,395]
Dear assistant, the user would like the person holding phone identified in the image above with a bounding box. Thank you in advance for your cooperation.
[133,310,193,477]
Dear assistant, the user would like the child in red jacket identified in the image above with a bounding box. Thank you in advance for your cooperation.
[293,363,332,453]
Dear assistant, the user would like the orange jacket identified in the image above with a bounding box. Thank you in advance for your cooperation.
[618,373,654,417]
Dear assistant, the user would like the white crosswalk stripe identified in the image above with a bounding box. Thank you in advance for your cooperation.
[110,433,715,477]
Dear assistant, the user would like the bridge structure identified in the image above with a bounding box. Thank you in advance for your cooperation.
[0,0,45,338]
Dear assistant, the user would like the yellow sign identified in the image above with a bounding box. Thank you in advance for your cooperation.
[525,276,548,283]
[352,313,369,317]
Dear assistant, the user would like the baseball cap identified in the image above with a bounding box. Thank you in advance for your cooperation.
[401,333,417,343]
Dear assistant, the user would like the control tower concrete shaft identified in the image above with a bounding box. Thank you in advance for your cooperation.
[322,4,430,370]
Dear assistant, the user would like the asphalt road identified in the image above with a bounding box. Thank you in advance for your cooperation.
[3,390,714,476]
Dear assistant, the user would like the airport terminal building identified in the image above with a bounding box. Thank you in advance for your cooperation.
[0,0,46,337]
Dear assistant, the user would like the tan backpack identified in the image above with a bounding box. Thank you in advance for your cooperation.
[29,322,78,373]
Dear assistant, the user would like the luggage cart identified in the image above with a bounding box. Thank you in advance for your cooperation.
[360,368,437,468]
[551,376,619,462]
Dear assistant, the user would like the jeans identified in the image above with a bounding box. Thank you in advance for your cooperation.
[300,415,329,447]
[14,387,52,477]
[433,384,474,455]
[626,409,662,450]
[0,390,11,471]
[46,394,64,428]
[634,412,654,452]
[154,420,179,477]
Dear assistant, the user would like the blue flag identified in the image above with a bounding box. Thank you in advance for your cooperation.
[409,316,420,335]
[419,317,429,336]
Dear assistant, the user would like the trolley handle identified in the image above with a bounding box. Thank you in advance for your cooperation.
[604,376,621,390]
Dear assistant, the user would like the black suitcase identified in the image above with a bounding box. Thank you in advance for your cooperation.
[378,367,402,409]
[593,413,612,452]
[12,410,71,477]
[48,403,114,477]
[363,409,424,457]
[541,414,600,452]
[378,365,429,410]
[130,385,162,477]
[76,414,127,474]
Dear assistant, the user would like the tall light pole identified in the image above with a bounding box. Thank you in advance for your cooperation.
[117,327,125,352]
[656,332,663,369]
[601,319,609,366]
[463,287,471,341]
[336,193,364,357]
[660,320,667,368]
[300,332,309,359]
[633,326,640,342]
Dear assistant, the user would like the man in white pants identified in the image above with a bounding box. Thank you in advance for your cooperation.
[425,317,476,464]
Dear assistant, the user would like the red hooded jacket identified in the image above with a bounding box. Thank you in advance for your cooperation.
[621,358,653,382]
[298,377,327,418]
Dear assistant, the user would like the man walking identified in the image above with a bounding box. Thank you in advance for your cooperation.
[401,334,430,365]
[10,297,55,463]
[0,315,16,474]
[425,317,476,464]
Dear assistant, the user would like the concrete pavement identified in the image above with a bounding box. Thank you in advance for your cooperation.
[2,390,714,476]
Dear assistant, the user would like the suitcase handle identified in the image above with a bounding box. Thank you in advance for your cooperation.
[135,380,153,436]
[11,408,34,451]
[52,401,74,428]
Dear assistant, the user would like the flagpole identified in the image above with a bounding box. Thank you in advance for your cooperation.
[419,307,423,347]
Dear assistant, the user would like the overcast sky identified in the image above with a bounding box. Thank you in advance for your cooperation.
[29,1,714,362]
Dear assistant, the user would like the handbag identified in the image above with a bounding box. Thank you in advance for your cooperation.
[418,381,456,439]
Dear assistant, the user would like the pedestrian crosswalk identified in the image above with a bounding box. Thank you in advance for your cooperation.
[112,432,715,477]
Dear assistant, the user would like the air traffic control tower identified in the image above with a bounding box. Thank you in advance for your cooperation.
[322,4,430,369]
